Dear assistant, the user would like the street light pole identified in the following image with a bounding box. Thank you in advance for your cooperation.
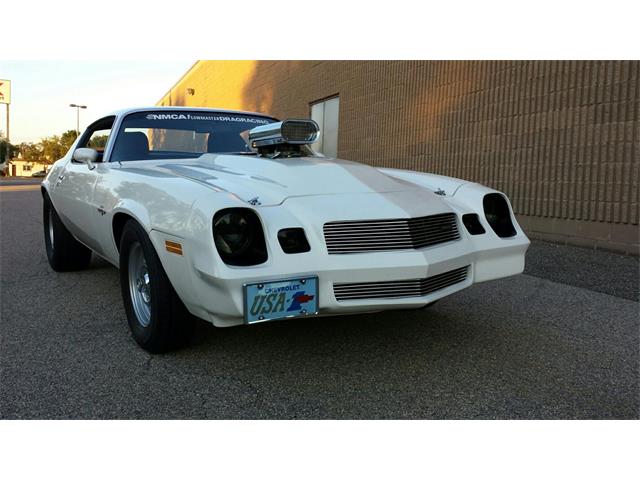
[5,103,9,163]
[69,104,87,138]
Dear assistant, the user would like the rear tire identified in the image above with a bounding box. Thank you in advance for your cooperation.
[119,219,194,353]
[43,193,92,271]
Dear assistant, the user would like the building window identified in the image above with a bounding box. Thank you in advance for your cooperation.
[310,96,339,157]
[23,165,32,172]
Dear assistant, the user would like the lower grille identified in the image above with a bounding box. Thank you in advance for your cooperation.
[333,265,469,301]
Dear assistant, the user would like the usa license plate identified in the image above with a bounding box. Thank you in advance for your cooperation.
[244,277,319,324]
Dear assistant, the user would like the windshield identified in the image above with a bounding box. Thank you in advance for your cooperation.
[110,111,277,162]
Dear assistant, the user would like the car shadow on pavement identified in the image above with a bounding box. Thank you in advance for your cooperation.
[184,304,475,371]
[88,256,116,270]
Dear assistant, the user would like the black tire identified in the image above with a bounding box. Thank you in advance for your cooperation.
[119,219,194,353]
[43,193,92,271]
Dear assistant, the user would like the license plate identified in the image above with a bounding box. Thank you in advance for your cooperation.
[244,277,319,324]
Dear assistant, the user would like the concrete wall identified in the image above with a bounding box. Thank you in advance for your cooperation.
[158,61,639,255]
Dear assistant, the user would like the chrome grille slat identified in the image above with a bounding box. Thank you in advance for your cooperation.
[328,243,458,252]
[325,223,456,231]
[325,218,457,228]
[333,271,467,291]
[334,277,468,294]
[328,232,462,244]
[328,238,458,247]
[324,213,460,254]
[325,221,458,231]
[324,225,458,237]
[327,238,459,250]
[333,266,469,301]
[324,213,455,225]
[335,274,468,294]
[324,222,457,233]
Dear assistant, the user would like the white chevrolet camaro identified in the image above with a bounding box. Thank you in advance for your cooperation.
[42,107,530,352]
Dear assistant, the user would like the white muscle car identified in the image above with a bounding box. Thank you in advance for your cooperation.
[42,107,529,352]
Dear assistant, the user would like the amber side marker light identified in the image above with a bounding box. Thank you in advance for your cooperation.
[165,240,183,255]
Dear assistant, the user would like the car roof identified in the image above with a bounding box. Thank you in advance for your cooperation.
[107,106,276,119]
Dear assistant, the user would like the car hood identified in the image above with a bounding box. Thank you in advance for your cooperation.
[125,153,424,206]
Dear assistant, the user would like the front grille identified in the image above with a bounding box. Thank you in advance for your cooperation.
[333,265,469,301]
[323,213,460,254]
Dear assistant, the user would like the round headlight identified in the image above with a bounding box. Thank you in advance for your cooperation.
[214,211,252,257]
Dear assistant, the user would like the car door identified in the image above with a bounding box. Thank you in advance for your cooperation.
[53,117,115,253]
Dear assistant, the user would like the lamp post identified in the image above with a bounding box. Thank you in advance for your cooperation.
[69,104,87,138]
[0,79,11,165]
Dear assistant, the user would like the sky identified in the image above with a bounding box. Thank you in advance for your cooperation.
[0,61,194,144]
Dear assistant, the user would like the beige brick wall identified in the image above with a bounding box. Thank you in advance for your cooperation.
[159,61,640,255]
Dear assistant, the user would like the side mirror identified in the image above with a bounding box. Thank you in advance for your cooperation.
[72,148,98,170]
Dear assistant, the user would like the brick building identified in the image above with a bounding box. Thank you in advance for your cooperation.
[158,61,639,254]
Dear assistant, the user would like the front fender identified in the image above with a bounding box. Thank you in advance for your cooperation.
[378,167,471,196]
[41,158,70,201]
[112,201,153,234]
[449,183,528,240]
[379,167,527,238]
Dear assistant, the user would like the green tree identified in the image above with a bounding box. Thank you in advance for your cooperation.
[19,142,43,162]
[38,130,80,163]
[0,131,19,164]
[60,130,78,151]
[40,136,65,163]
[3,129,87,168]
[88,134,109,149]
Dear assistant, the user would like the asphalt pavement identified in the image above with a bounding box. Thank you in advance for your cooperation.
[1,186,638,419]
[0,177,43,187]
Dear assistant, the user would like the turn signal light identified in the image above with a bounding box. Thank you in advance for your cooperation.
[278,228,311,254]
[462,214,486,235]
[165,240,183,255]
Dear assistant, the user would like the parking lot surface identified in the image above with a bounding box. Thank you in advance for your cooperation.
[1,187,638,419]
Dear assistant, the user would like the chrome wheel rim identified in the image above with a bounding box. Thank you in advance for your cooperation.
[128,242,151,327]
[48,208,54,249]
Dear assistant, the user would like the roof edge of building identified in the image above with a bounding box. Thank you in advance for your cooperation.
[156,61,201,105]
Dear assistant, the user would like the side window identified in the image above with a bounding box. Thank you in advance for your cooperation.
[87,129,112,152]
[310,96,340,157]
[76,116,115,162]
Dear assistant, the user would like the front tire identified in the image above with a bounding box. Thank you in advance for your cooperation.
[43,193,92,271]
[119,220,194,353]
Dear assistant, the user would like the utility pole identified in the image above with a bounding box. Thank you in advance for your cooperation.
[0,79,10,165]
[69,103,87,137]
[5,103,8,164]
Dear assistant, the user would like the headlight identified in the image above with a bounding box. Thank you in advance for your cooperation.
[483,193,516,238]
[213,208,267,266]
[214,211,252,256]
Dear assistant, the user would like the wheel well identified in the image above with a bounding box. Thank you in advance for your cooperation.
[112,213,135,252]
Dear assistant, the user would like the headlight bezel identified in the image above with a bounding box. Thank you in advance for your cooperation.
[212,208,268,266]
[483,193,517,238]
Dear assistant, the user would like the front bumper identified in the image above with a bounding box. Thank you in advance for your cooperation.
[156,229,529,327]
